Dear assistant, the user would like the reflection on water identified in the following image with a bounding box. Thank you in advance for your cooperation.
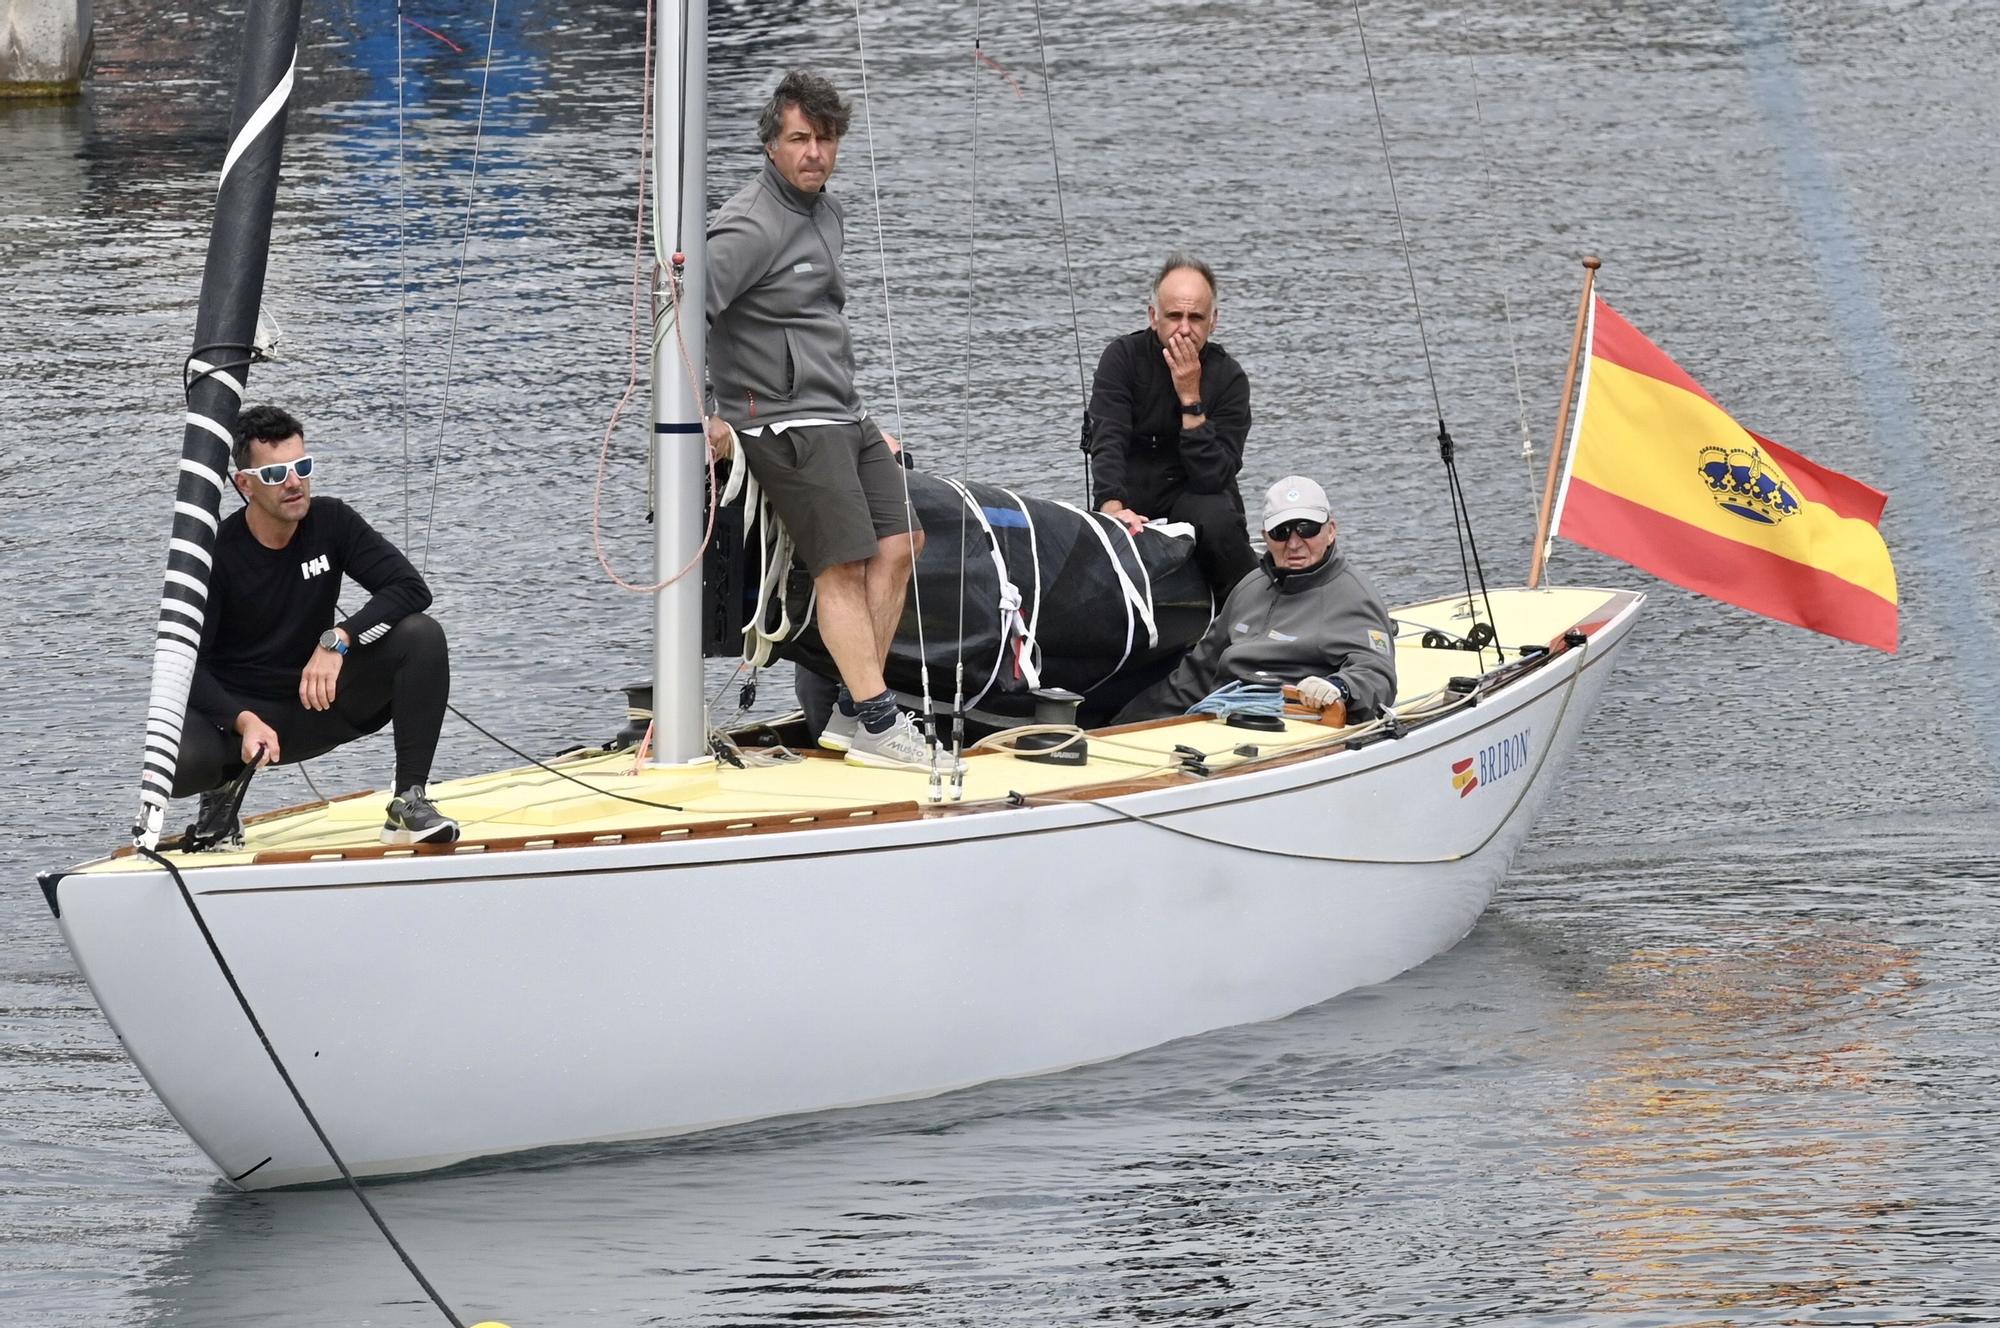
[4,0,2000,1322]
[1557,928,1927,1315]
[105,827,2000,1326]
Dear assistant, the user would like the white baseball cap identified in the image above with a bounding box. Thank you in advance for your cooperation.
[1262,475,1330,530]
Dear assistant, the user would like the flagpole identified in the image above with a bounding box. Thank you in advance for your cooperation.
[1528,255,1600,589]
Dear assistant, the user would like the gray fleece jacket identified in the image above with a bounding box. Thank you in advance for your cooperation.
[1145,547,1398,718]
[705,157,883,442]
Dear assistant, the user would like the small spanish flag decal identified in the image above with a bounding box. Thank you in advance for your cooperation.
[1451,758,1478,798]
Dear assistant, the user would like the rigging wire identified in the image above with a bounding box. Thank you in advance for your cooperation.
[395,0,413,550]
[447,701,689,813]
[136,843,469,1328]
[1054,652,1583,862]
[852,0,942,772]
[952,2,988,796]
[672,0,692,258]
[1349,1,1500,667]
[1028,0,1093,506]
[1464,58,1540,512]
[587,0,662,587]
[416,0,503,575]
[589,0,721,595]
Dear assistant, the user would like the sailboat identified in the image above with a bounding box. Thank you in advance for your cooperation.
[38,1,1643,1190]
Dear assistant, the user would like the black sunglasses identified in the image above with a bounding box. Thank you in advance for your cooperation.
[1266,518,1324,542]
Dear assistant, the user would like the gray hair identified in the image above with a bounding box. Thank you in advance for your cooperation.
[757,69,852,145]
[1151,252,1218,303]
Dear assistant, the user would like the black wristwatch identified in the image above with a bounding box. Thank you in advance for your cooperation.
[1178,399,1204,415]
[318,628,349,656]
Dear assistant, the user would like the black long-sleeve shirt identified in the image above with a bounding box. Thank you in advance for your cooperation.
[1086,329,1251,514]
[189,497,431,725]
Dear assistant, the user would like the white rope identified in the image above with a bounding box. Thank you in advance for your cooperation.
[1054,502,1144,690]
[1065,503,1167,667]
[936,479,1026,710]
[739,480,803,669]
[1114,517,1160,648]
[1000,487,1046,664]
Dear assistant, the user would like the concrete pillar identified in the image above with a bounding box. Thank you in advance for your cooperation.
[1,0,93,97]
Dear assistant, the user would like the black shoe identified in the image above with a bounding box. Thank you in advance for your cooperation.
[189,787,246,852]
[381,784,460,845]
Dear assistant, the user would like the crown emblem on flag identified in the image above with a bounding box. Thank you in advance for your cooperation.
[1698,445,1800,526]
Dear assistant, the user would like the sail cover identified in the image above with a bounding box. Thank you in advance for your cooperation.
[717,468,1214,724]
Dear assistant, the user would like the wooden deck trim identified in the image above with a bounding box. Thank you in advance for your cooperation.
[108,605,1612,873]
[242,800,926,865]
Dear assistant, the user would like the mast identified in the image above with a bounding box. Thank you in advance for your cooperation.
[649,0,707,764]
[134,1,304,846]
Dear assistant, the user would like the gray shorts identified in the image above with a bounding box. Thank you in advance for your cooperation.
[739,421,919,575]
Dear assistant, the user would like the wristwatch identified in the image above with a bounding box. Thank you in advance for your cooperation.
[318,628,349,656]
[1178,399,1204,415]
[1326,677,1350,706]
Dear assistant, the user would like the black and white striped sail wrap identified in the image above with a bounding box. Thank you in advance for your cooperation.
[135,1,303,846]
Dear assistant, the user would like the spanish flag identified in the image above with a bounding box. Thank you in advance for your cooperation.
[1553,298,1898,652]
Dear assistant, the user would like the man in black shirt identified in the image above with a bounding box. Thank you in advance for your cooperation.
[1087,253,1257,600]
[173,405,458,846]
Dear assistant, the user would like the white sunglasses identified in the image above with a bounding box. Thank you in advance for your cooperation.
[241,454,315,485]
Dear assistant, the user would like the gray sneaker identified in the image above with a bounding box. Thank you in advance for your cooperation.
[843,712,936,771]
[382,784,460,845]
[818,706,857,753]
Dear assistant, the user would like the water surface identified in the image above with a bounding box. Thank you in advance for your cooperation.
[3,0,1997,1322]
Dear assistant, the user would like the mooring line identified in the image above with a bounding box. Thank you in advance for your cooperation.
[136,845,468,1328]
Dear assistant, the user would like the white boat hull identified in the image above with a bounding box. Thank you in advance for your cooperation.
[51,595,1639,1188]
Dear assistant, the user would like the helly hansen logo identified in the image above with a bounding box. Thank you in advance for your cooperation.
[300,555,330,580]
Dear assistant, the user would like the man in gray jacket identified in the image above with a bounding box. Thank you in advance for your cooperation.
[1114,475,1397,724]
[704,69,931,771]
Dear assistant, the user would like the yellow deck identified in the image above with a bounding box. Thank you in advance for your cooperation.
[82,587,1623,873]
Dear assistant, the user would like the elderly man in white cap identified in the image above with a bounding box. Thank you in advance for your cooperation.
[1114,474,1396,723]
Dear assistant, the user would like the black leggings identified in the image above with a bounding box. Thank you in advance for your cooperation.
[171,613,451,797]
[1131,486,1257,600]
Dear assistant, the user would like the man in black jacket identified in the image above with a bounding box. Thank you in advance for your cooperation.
[1087,253,1257,598]
[172,405,458,847]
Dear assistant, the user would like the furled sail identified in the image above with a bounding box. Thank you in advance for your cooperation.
[719,468,1213,725]
[133,4,303,846]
